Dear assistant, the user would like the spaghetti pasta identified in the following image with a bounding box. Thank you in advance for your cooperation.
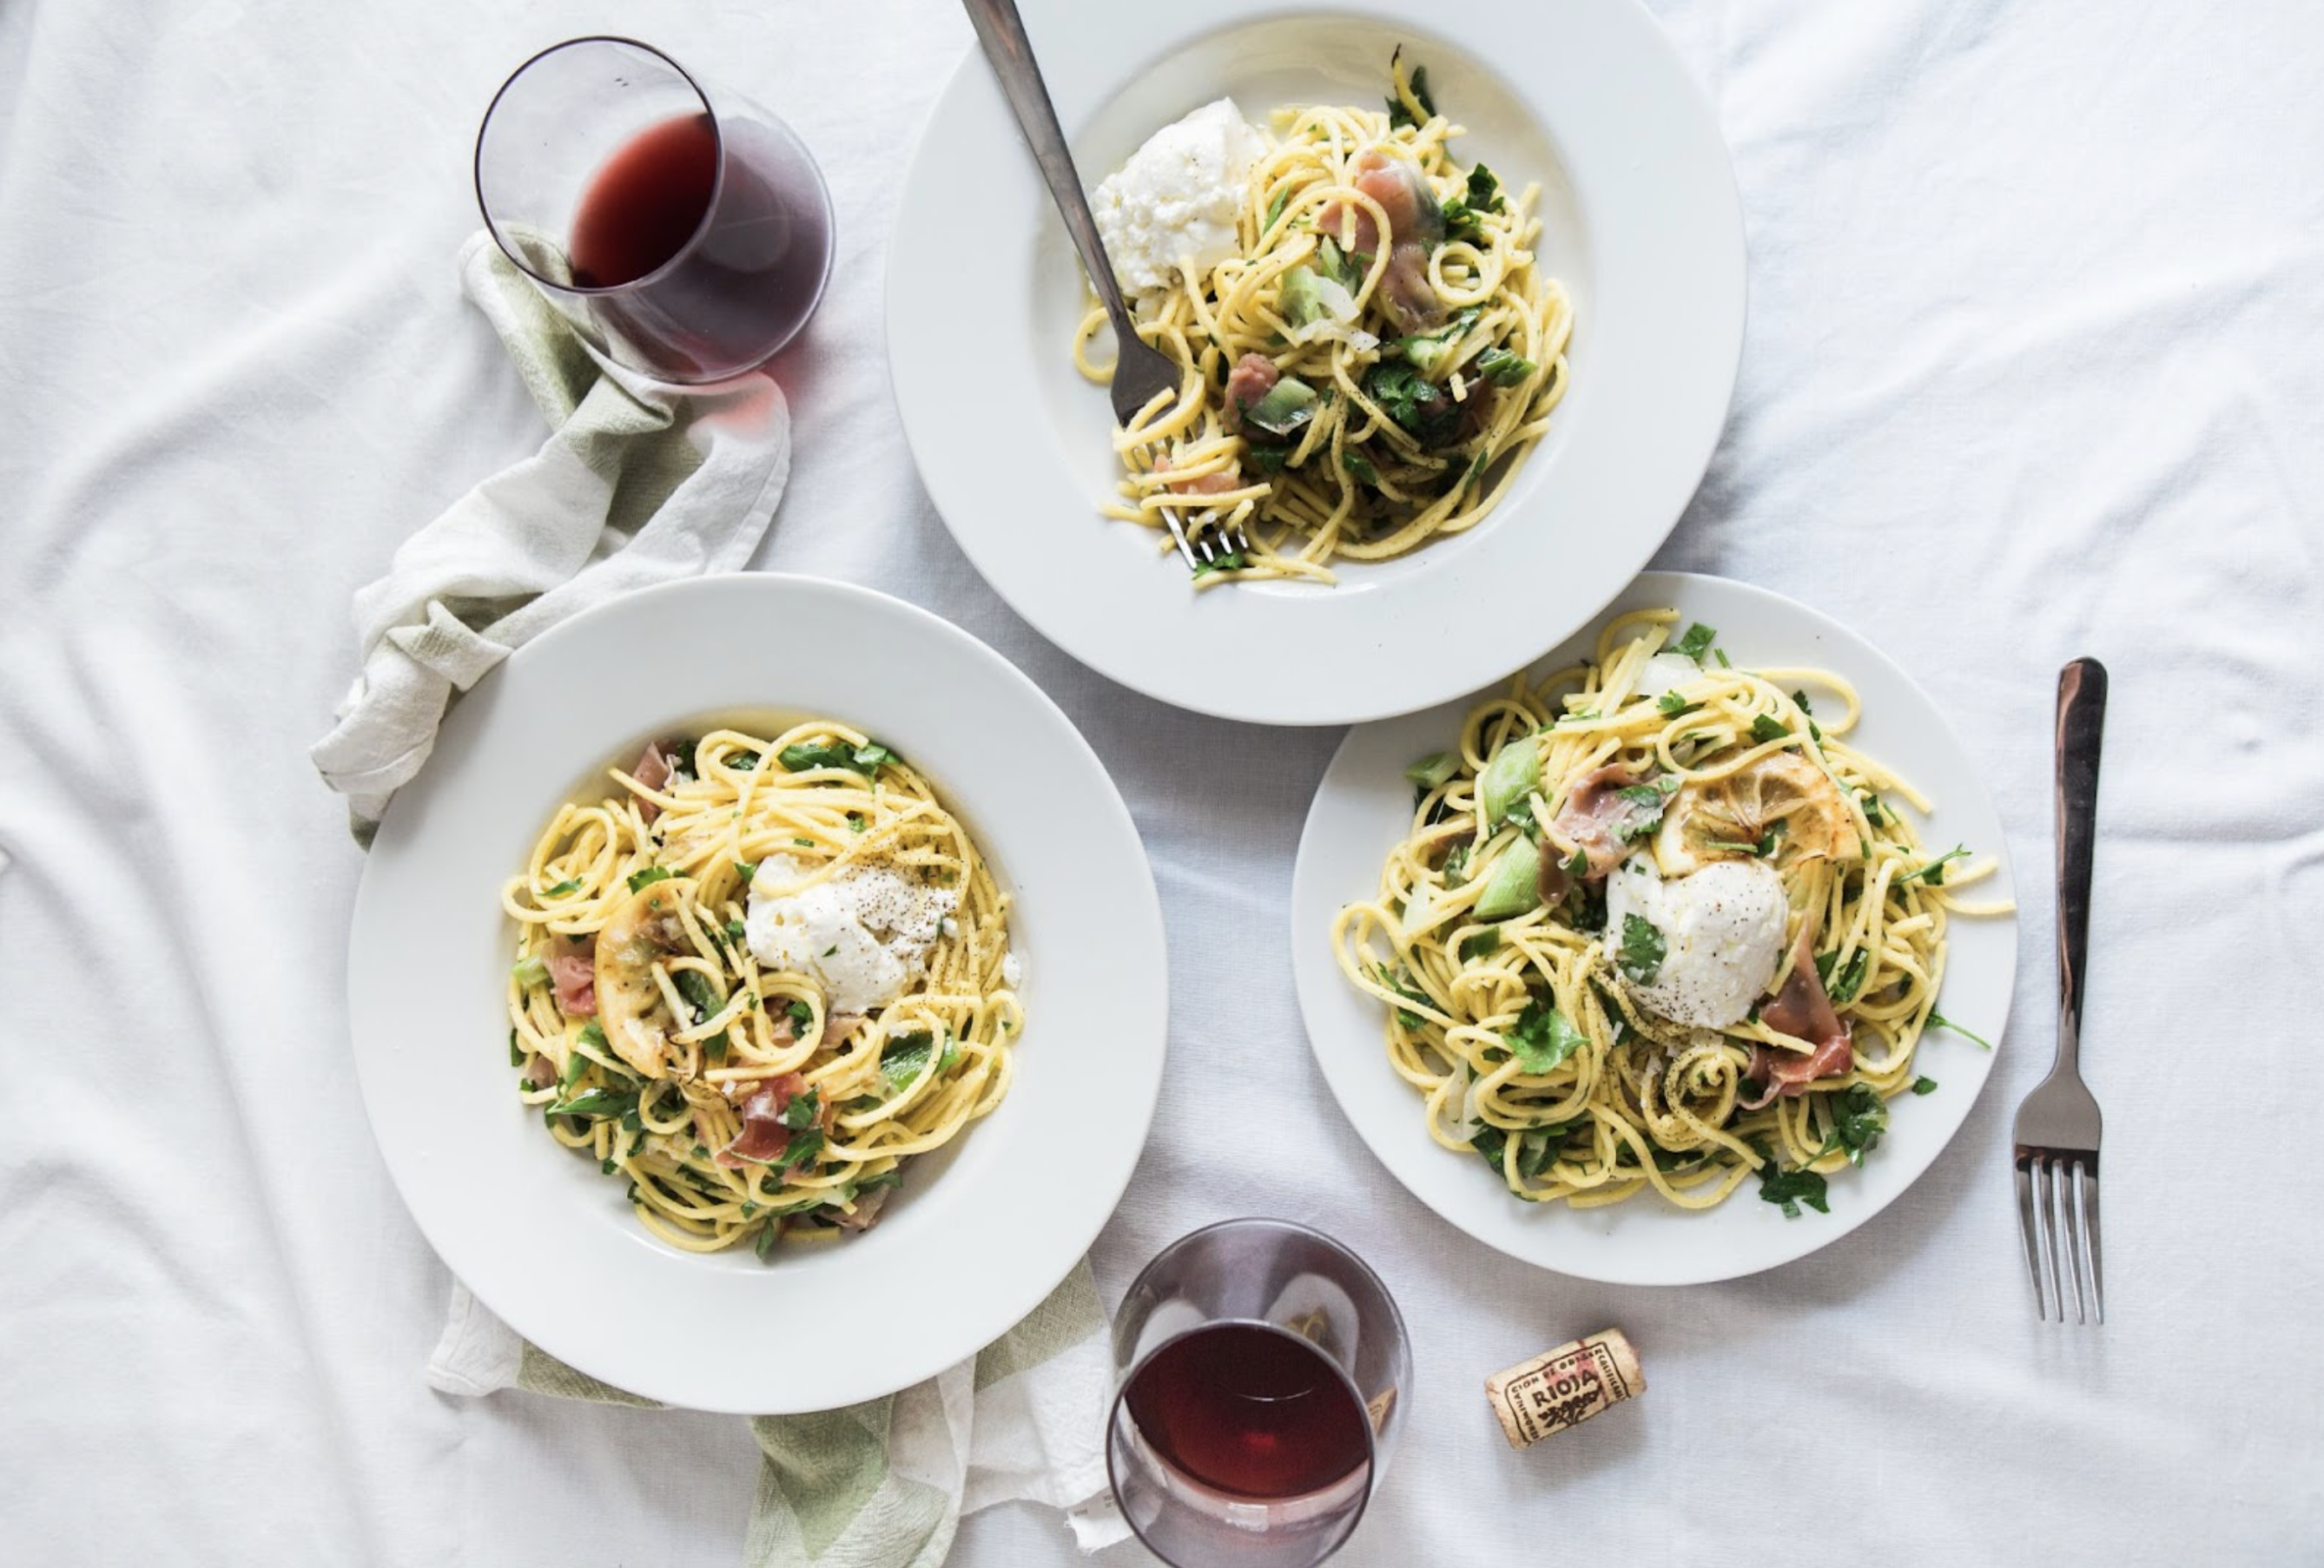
[1330,610,2009,1215]
[1076,54,1572,583]
[500,721,1020,1256]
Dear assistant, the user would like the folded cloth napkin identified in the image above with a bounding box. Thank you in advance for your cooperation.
[316,234,1128,1564]
[427,1265,1127,1564]
[310,232,793,837]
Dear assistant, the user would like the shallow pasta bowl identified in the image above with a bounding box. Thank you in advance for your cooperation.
[347,573,1166,1413]
[889,0,1744,725]
[1288,573,2019,1284]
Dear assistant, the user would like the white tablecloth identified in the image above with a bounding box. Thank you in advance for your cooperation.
[4,0,2320,1562]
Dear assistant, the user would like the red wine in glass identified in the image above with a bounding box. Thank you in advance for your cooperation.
[477,38,835,384]
[1123,1323,1372,1500]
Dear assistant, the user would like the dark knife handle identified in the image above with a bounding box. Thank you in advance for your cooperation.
[2054,657,2107,1071]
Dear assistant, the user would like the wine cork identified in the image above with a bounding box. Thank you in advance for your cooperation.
[1483,1329,1645,1450]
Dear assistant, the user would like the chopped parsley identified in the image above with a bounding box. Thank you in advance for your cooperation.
[1375,964,1434,1030]
[1471,346,1535,387]
[1385,49,1436,128]
[1192,550,1250,578]
[1502,996,1588,1076]
[1756,1161,1830,1219]
[1814,946,1871,1004]
[540,878,581,898]
[1343,448,1380,487]
[881,1033,936,1092]
[1749,714,1790,746]
[1819,1084,1888,1167]
[1673,622,1718,662]
[1898,846,1971,886]
[1363,360,1462,448]
[1656,691,1700,717]
[1927,1011,1994,1050]
[779,1087,822,1131]
[735,860,758,883]
[723,919,747,944]
[1263,186,1290,235]
[625,866,673,893]
[1617,914,1667,985]
[507,1027,525,1068]
[546,1086,637,1123]
[1460,929,1502,963]
[788,1001,814,1027]
[1911,1076,1940,1096]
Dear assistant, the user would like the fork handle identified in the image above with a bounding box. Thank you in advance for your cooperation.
[959,0,1139,340]
[2054,657,2107,1072]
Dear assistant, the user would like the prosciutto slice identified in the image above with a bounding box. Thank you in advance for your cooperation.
[1548,766,1661,879]
[629,742,673,824]
[1223,352,1281,432]
[715,1071,809,1168]
[547,936,597,1018]
[1319,150,1448,335]
[1740,931,1855,1109]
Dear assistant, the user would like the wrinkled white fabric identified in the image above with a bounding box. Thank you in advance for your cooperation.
[3,0,2321,1565]
[308,234,791,827]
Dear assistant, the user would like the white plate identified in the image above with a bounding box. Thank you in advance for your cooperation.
[1289,572,2020,1284]
[349,574,1167,1412]
[888,0,1744,726]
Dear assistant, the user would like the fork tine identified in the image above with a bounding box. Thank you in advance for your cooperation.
[2077,1163,2104,1326]
[2014,1157,2047,1319]
[2057,1159,2088,1326]
[2042,1159,2071,1324]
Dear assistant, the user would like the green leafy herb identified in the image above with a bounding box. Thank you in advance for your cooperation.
[1471,346,1535,387]
[511,955,549,988]
[1246,442,1291,474]
[1657,691,1700,717]
[1618,914,1667,985]
[736,860,758,883]
[1898,845,1971,886]
[1342,448,1380,487]
[672,968,721,1023]
[1911,1076,1939,1096]
[1363,360,1463,448]
[1814,946,1871,1004]
[1502,996,1588,1076]
[792,838,815,850]
[539,878,581,898]
[881,1033,935,1091]
[1757,1161,1830,1219]
[1263,185,1290,234]
[780,1087,822,1131]
[1443,842,1471,883]
[703,1031,730,1064]
[1860,793,1886,826]
[822,945,837,959]
[1819,1083,1888,1167]
[1375,964,1433,1030]
[788,1000,814,1027]
[848,813,867,833]
[724,919,747,944]
[1927,1011,1994,1051]
[546,1086,638,1123]
[576,1022,607,1051]
[778,741,857,773]
[625,866,673,893]
[1749,715,1790,746]
[1385,49,1436,128]
[1564,847,1590,880]
[754,1218,782,1262]
[1470,1124,1509,1175]
[1463,448,1491,489]
[1459,929,1502,963]
[1673,623,1718,662]
[1192,550,1251,578]
[507,1027,525,1068]
[852,742,898,771]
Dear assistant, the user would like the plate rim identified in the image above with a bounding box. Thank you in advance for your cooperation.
[887,0,1746,726]
[1287,570,2022,1285]
[347,570,1168,1411]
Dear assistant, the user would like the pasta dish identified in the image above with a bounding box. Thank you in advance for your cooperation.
[1076,53,1573,583]
[501,721,1020,1255]
[1330,611,2008,1215]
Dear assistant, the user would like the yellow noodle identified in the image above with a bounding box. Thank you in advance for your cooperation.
[500,721,1020,1255]
[1331,612,2010,1214]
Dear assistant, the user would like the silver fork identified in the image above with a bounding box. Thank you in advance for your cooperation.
[961,0,1251,572]
[2014,656,2108,1324]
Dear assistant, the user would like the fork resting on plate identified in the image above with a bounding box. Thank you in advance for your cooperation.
[961,0,1251,573]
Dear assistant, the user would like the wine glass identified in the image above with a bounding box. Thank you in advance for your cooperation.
[1107,1219,1411,1568]
[474,36,835,384]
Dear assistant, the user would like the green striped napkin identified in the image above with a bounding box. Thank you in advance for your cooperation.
[428,1261,1124,1565]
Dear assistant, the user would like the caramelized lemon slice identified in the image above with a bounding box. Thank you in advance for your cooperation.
[1654,752,1859,877]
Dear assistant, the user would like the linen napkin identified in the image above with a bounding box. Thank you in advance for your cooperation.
[310,232,792,838]
[315,234,1128,1563]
